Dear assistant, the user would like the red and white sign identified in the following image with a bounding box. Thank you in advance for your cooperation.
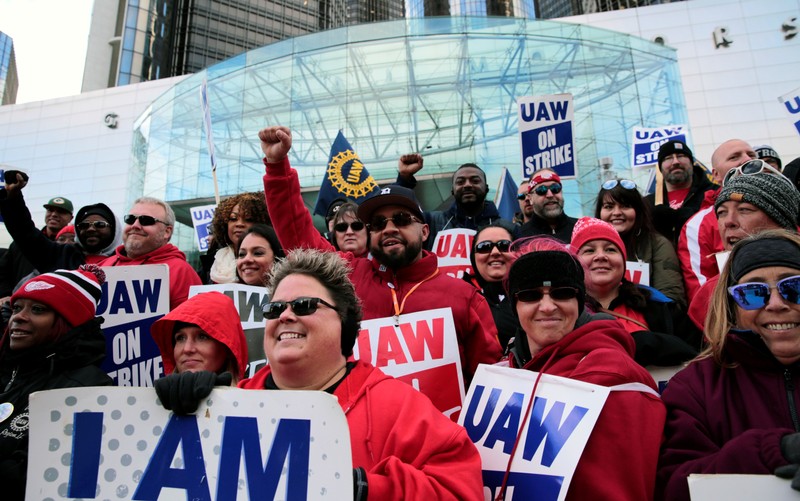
[624,261,650,286]
[353,308,465,421]
[432,228,476,279]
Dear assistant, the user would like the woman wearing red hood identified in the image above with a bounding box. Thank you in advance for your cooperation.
[150,291,248,383]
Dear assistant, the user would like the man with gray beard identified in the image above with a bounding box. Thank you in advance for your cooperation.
[645,140,715,247]
[516,169,577,243]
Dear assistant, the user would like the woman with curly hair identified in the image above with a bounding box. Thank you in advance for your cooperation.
[203,192,271,284]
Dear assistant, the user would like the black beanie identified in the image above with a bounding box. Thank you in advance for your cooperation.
[76,203,116,230]
[507,251,586,312]
[657,140,694,168]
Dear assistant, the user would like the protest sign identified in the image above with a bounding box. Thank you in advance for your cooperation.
[647,365,685,394]
[189,284,270,377]
[630,125,688,169]
[518,94,575,179]
[27,387,352,500]
[353,308,465,421]
[459,364,609,501]
[624,261,650,286]
[432,228,476,279]
[190,204,216,252]
[98,265,170,386]
[780,86,800,137]
[688,474,799,500]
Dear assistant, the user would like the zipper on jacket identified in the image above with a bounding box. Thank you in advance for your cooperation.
[784,368,800,432]
[3,367,18,392]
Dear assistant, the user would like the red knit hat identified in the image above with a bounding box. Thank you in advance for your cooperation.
[529,171,562,191]
[11,265,105,327]
[570,217,627,261]
[56,224,75,240]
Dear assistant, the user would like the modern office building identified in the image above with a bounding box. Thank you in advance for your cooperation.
[0,31,18,105]
[536,0,680,19]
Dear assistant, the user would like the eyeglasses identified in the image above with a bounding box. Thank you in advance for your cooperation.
[602,179,637,190]
[517,193,528,201]
[76,221,111,231]
[532,183,562,196]
[474,239,512,254]
[728,275,800,310]
[262,297,338,320]
[368,212,421,232]
[333,221,365,233]
[123,214,169,226]
[722,159,794,189]
[515,286,580,303]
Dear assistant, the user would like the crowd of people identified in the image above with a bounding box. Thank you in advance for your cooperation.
[1,125,800,500]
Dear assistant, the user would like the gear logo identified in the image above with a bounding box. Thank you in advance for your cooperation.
[327,150,378,199]
[10,412,29,432]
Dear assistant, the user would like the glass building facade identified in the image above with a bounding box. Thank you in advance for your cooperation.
[0,31,18,105]
[131,16,687,250]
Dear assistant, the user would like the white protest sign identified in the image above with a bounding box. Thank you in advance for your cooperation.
[27,387,352,500]
[432,228,476,279]
[190,204,216,252]
[625,261,651,286]
[459,364,609,501]
[715,251,731,273]
[518,94,575,179]
[98,265,170,386]
[647,364,685,394]
[630,125,689,169]
[189,283,270,377]
[688,474,799,500]
[353,308,465,421]
[780,86,800,138]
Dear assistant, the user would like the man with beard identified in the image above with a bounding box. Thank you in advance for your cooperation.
[394,154,512,250]
[517,169,578,243]
[259,126,502,382]
[514,179,534,224]
[99,197,201,309]
[645,140,715,247]
[0,175,122,284]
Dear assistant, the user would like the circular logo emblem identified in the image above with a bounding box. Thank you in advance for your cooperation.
[327,150,378,199]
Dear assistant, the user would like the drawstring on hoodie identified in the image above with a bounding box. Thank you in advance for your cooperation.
[494,346,561,501]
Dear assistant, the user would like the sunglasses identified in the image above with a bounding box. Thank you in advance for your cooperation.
[515,286,580,303]
[368,212,421,232]
[334,221,365,233]
[722,159,794,189]
[123,214,169,226]
[728,275,800,310]
[602,179,636,190]
[76,221,111,231]
[262,297,338,320]
[516,193,528,201]
[474,239,512,254]
[532,183,562,196]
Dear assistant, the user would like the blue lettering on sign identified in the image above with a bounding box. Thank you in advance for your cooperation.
[97,279,163,315]
[217,417,310,500]
[68,412,104,497]
[785,95,800,115]
[523,398,588,467]
[520,101,569,122]
[483,469,563,501]
[192,208,215,221]
[634,127,683,140]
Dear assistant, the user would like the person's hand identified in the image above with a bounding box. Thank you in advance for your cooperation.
[154,371,232,415]
[398,154,423,180]
[3,172,27,198]
[258,126,292,163]
[776,433,800,490]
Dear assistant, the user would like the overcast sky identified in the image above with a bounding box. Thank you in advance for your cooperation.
[0,0,94,103]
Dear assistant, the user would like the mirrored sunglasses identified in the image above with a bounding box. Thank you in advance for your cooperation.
[728,275,800,310]
[515,286,579,303]
[602,179,637,190]
[262,297,337,320]
[123,214,169,226]
[334,221,365,233]
[76,221,111,231]
[533,183,562,196]
[474,239,512,254]
[368,212,420,232]
[722,159,793,189]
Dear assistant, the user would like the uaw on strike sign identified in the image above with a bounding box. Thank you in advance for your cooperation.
[353,308,465,421]
[432,228,476,279]
[460,365,608,501]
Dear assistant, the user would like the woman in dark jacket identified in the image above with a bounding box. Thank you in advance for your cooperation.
[0,265,113,500]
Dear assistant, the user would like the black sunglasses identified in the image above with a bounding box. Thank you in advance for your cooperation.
[123,214,169,226]
[515,286,580,302]
[262,297,338,320]
[533,183,562,196]
[76,221,111,231]
[516,193,528,201]
[334,221,365,233]
[474,239,512,254]
[368,212,420,232]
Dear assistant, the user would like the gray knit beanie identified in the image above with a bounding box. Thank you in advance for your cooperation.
[715,173,800,229]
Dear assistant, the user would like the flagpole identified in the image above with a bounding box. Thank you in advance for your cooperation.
[494,167,507,205]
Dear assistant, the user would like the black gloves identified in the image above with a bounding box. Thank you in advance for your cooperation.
[154,371,233,415]
[353,467,368,501]
[776,433,800,490]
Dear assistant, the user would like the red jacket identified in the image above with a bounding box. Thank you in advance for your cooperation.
[657,332,799,501]
[509,317,665,501]
[263,158,502,380]
[99,243,202,310]
[239,360,484,500]
[677,190,723,300]
[149,291,249,378]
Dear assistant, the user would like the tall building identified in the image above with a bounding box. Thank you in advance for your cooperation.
[536,0,680,19]
[0,31,18,105]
